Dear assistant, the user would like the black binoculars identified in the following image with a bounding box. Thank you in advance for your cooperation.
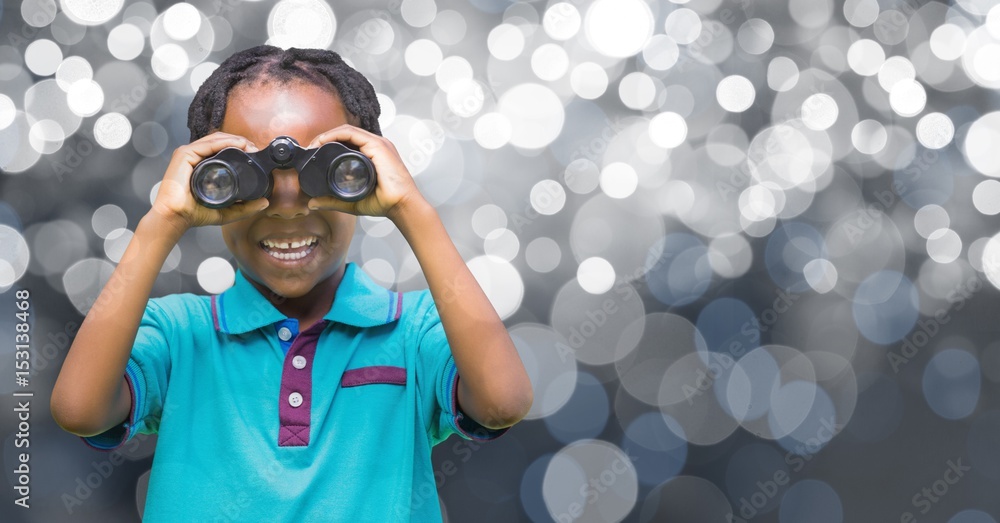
[189,135,376,209]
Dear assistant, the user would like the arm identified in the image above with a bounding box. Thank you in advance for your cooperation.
[50,133,267,436]
[306,126,533,430]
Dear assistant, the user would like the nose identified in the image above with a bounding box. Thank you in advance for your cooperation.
[265,169,310,219]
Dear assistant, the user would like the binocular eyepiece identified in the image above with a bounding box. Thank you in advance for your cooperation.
[190,135,376,209]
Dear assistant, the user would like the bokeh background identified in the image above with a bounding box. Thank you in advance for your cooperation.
[3,0,1000,521]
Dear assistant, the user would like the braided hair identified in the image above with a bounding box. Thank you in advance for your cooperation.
[187,45,381,141]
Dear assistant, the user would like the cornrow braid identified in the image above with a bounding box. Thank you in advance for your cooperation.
[187,45,381,142]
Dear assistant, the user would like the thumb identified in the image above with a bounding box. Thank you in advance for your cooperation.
[219,199,270,224]
[308,196,356,214]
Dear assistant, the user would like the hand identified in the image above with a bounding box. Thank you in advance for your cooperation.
[150,132,269,234]
[305,124,426,221]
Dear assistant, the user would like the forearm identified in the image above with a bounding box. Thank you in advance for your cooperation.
[393,199,532,428]
[51,211,185,435]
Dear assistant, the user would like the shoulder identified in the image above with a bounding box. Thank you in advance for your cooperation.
[397,288,437,325]
[145,293,214,329]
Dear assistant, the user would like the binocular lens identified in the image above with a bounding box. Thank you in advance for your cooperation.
[330,157,370,197]
[193,162,238,207]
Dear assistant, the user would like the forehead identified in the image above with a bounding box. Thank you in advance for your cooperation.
[220,80,349,148]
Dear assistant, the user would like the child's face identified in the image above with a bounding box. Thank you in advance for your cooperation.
[218,80,357,298]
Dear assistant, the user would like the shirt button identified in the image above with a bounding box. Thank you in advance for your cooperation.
[292,355,307,369]
[288,392,303,408]
[278,327,292,341]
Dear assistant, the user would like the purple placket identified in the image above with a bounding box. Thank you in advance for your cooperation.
[277,320,328,447]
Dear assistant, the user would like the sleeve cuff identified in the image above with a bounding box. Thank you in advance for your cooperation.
[81,359,144,452]
[442,360,509,441]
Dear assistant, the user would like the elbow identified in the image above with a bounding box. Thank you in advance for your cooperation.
[50,394,105,437]
[481,382,534,430]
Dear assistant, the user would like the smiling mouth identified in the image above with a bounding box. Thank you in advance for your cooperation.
[259,236,319,261]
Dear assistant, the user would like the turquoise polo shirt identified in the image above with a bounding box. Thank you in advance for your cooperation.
[82,261,506,522]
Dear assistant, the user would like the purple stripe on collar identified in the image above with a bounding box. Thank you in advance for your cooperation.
[393,292,403,321]
[210,295,220,331]
[277,320,328,447]
[341,365,407,387]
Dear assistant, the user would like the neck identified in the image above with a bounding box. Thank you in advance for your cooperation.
[251,264,347,331]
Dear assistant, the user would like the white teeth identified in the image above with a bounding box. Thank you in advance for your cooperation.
[267,249,311,261]
[261,237,318,250]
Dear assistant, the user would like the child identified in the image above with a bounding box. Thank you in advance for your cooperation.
[50,45,533,522]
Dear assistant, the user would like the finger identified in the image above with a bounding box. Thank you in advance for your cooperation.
[307,196,356,214]
[217,198,270,225]
[181,135,257,166]
[307,124,380,150]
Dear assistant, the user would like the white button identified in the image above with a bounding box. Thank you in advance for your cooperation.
[278,327,292,341]
[288,392,303,407]
[292,355,307,369]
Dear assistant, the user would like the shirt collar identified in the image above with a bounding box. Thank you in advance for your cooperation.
[211,262,403,334]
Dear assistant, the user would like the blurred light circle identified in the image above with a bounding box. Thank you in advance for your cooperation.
[197,257,235,294]
[471,204,506,238]
[435,56,472,92]
[570,62,609,100]
[930,24,967,61]
[190,62,219,93]
[565,159,600,194]
[376,93,396,129]
[738,19,775,55]
[648,112,687,149]
[526,237,561,273]
[25,39,62,76]
[405,39,442,76]
[639,476,733,522]
[0,95,14,130]
[877,56,915,92]
[164,3,201,41]
[66,79,104,117]
[530,179,566,216]
[104,228,132,263]
[768,56,800,92]
[927,229,962,264]
[950,511,997,523]
[60,0,123,25]
[0,226,30,287]
[972,43,1000,84]
[983,233,1000,289]
[990,6,1000,38]
[708,234,752,278]
[543,373,609,442]
[852,270,919,344]
[716,75,755,112]
[266,0,336,50]
[801,93,838,130]
[150,43,189,81]
[844,0,879,28]
[400,0,436,27]
[108,23,145,61]
[847,39,884,76]
[550,278,646,366]
[780,480,843,523]
[642,35,679,71]
[664,8,701,45]
[531,43,569,82]
[804,259,838,293]
[23,0,58,28]
[739,184,778,222]
[487,24,524,61]
[619,72,656,110]
[358,216,395,239]
[973,180,1000,215]
[923,349,980,420]
[851,119,887,154]
[467,255,523,319]
[599,162,638,199]
[584,0,654,58]
[430,10,463,45]
[658,352,740,445]
[63,258,115,315]
[542,440,638,523]
[55,56,93,92]
[446,78,486,117]
[362,258,395,286]
[964,111,1000,177]
[914,204,950,238]
[473,112,511,149]
[622,413,686,487]
[28,119,64,154]
[577,257,615,294]
[509,323,577,419]
[873,9,908,45]
[645,233,712,306]
[915,112,954,149]
[483,228,519,261]
[132,121,169,157]
[889,79,927,117]
[498,83,564,149]
[543,3,581,41]
[92,204,127,239]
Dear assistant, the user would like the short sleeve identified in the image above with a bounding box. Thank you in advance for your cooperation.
[82,299,172,451]
[414,292,509,446]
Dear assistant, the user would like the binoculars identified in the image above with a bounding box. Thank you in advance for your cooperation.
[189,135,376,208]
